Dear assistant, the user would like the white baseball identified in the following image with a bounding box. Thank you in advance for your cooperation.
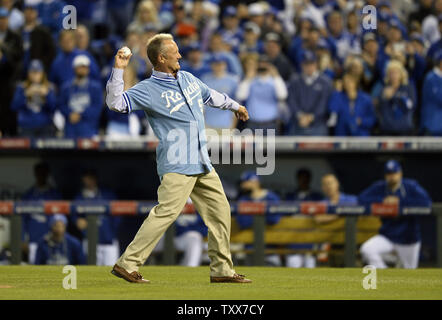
[120,46,131,57]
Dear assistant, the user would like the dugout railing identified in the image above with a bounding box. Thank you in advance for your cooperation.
[0,201,441,268]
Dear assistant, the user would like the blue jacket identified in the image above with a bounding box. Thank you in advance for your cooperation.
[358,178,432,244]
[35,233,86,265]
[287,73,333,134]
[49,49,100,89]
[420,70,442,135]
[22,186,62,243]
[73,188,120,245]
[58,78,103,138]
[10,84,56,129]
[329,90,376,136]
[373,83,416,134]
[236,190,281,229]
[175,214,208,237]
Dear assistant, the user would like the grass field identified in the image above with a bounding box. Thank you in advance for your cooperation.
[0,266,441,300]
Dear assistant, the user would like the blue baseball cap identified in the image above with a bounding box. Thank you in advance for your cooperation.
[0,7,9,18]
[28,59,44,72]
[378,11,390,22]
[301,50,317,63]
[384,160,402,174]
[240,171,260,183]
[50,214,68,227]
[223,6,237,17]
[389,18,402,30]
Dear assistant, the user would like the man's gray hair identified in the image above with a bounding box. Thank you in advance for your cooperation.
[146,33,174,67]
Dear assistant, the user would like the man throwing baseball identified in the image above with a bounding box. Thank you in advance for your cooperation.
[106,34,250,283]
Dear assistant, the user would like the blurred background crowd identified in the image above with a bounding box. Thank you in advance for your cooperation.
[0,0,441,138]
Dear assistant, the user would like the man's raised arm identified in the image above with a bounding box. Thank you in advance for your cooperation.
[105,48,133,113]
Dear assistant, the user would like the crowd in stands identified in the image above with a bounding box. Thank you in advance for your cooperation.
[0,0,441,138]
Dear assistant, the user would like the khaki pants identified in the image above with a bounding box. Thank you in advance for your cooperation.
[117,168,235,277]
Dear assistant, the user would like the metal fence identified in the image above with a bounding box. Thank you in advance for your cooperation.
[1,201,441,267]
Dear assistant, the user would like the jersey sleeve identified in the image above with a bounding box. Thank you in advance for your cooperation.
[125,81,152,112]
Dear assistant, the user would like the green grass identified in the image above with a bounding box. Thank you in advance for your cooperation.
[0,266,441,300]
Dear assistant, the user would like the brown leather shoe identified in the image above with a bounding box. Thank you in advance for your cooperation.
[111,264,150,284]
[210,273,252,283]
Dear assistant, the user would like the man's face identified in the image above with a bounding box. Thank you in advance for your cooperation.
[211,61,226,74]
[52,221,66,238]
[321,175,339,198]
[302,61,317,77]
[75,65,90,78]
[385,171,402,188]
[240,179,259,193]
[328,13,343,35]
[60,32,76,53]
[364,40,378,54]
[82,174,97,190]
[223,15,238,30]
[264,41,280,57]
[161,39,182,73]
[24,8,38,24]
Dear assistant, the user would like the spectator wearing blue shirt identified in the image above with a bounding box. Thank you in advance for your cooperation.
[359,160,432,269]
[328,73,376,136]
[314,174,358,265]
[72,169,120,266]
[20,3,56,74]
[35,214,86,265]
[287,51,333,136]
[421,50,442,136]
[238,22,263,55]
[372,60,416,135]
[205,32,243,78]
[426,15,442,67]
[180,42,211,79]
[10,60,56,137]
[201,54,239,132]
[289,24,322,72]
[49,30,100,90]
[326,11,360,64]
[218,6,242,54]
[286,168,323,201]
[58,55,103,138]
[236,55,287,134]
[236,171,281,266]
[22,162,61,264]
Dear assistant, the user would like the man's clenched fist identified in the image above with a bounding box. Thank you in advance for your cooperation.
[114,47,132,69]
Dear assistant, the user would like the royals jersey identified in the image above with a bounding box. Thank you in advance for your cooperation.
[106,68,240,177]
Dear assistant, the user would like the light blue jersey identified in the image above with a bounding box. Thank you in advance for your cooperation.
[106,68,240,177]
